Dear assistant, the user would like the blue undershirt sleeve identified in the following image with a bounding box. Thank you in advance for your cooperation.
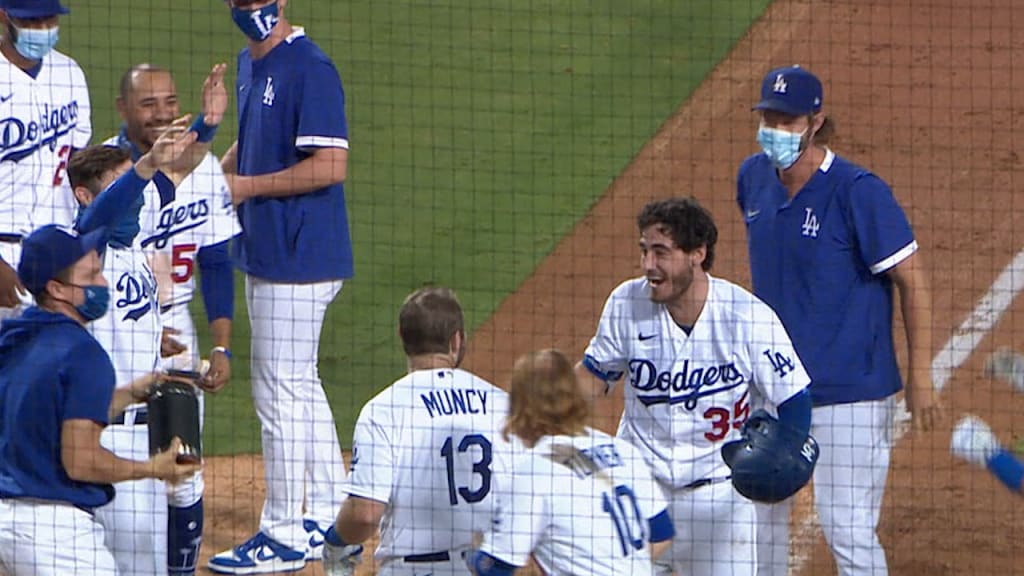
[776,388,812,437]
[76,168,149,233]
[196,240,234,322]
[648,509,675,543]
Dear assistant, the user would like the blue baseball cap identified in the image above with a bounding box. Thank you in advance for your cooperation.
[752,65,823,117]
[0,0,69,19]
[18,225,105,295]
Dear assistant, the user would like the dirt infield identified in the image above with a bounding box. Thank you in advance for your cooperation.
[203,0,1024,573]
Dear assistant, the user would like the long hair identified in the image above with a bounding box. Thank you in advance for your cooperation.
[503,349,590,446]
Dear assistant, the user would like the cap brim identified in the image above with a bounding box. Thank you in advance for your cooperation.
[4,5,69,18]
[752,99,811,117]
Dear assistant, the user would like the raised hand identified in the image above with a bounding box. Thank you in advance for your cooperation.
[201,63,229,126]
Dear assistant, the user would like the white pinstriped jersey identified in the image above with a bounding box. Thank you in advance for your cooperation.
[98,140,240,310]
[0,50,91,237]
[87,246,161,389]
[481,429,668,576]
[584,275,810,489]
[344,368,517,563]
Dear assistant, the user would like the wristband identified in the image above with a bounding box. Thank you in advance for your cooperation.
[190,113,219,143]
[212,346,232,360]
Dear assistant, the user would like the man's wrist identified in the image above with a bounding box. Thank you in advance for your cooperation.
[212,345,232,361]
[191,114,219,143]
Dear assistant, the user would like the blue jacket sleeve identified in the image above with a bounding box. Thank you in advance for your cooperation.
[196,240,234,322]
[777,388,812,437]
[76,168,149,234]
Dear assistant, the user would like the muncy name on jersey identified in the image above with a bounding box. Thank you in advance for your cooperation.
[0,100,80,161]
[629,358,745,409]
[421,388,489,418]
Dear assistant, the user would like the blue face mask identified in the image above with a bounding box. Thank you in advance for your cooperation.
[231,2,279,42]
[63,283,110,322]
[756,124,808,170]
[11,25,59,61]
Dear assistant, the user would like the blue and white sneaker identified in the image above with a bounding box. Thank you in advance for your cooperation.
[207,532,307,574]
[303,519,328,561]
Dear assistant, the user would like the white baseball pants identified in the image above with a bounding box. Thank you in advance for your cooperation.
[246,276,346,551]
[755,397,894,576]
[95,418,168,576]
[0,498,119,576]
[654,478,756,576]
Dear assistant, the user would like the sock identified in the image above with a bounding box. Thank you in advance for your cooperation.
[168,499,204,575]
[987,450,1024,494]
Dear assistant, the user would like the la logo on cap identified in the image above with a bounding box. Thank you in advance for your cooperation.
[773,74,787,94]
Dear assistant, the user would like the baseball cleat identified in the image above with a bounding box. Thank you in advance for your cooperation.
[207,532,306,574]
[303,518,328,561]
[985,347,1024,394]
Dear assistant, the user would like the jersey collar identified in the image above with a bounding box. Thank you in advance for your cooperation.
[819,148,836,173]
[285,26,306,44]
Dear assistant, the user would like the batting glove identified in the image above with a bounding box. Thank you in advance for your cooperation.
[985,348,1024,394]
[322,525,363,576]
[951,415,1001,468]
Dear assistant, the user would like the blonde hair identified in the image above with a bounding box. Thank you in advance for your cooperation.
[503,349,590,446]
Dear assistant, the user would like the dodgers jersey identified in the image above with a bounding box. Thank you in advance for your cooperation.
[737,149,916,406]
[0,50,91,237]
[344,368,516,562]
[102,136,240,309]
[232,27,353,283]
[584,275,809,489]
[87,246,161,389]
[481,429,669,576]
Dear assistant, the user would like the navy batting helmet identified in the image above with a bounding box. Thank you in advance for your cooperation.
[721,410,819,503]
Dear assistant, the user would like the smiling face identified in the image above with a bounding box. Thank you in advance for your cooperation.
[639,224,705,305]
[117,68,179,153]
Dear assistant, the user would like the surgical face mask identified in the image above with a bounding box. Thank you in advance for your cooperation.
[231,2,279,42]
[62,283,110,322]
[756,123,808,170]
[10,24,59,61]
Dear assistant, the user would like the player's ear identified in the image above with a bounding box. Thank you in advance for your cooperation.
[691,245,707,268]
[72,185,94,208]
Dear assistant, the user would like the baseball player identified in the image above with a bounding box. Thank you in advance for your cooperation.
[208,1,353,572]
[69,68,226,576]
[106,62,240,576]
[0,224,198,576]
[736,65,941,575]
[320,287,517,576]
[575,197,813,576]
[0,0,92,318]
[467,349,675,576]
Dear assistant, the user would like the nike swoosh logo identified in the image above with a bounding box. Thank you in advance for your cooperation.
[0,93,12,103]
[308,532,324,547]
[638,333,657,341]
[745,209,760,219]
[256,548,278,562]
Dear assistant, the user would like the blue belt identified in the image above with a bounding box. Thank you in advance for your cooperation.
[682,476,731,490]
[0,233,21,243]
[404,551,451,563]
[111,408,148,426]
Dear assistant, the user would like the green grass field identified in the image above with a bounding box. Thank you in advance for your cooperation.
[62,0,771,454]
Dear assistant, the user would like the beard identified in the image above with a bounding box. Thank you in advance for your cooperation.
[648,265,695,304]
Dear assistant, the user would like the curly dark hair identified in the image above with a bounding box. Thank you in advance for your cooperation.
[636,197,717,271]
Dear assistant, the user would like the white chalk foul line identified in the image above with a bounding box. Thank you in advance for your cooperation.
[789,248,1024,574]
